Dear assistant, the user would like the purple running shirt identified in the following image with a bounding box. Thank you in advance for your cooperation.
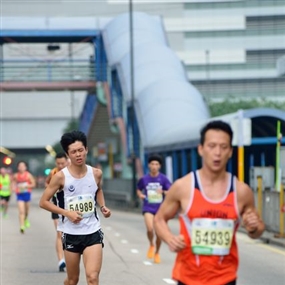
[137,173,172,214]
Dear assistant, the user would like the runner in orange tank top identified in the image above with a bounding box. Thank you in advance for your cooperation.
[12,161,36,234]
[154,120,265,285]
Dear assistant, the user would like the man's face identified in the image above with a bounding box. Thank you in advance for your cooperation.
[55,157,68,170]
[18,162,27,173]
[198,130,232,173]
[67,141,88,166]
[148,160,161,174]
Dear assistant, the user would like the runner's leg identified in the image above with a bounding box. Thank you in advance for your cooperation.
[64,250,81,285]
[83,244,103,285]
[144,212,155,245]
[144,212,155,258]
[17,200,26,232]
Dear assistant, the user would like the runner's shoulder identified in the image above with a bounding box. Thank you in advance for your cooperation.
[92,166,102,178]
[169,173,192,193]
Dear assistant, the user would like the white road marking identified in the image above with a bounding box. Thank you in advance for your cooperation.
[131,249,139,253]
[114,232,120,237]
[258,243,285,256]
[162,278,176,284]
[121,239,128,244]
[105,226,112,231]
[143,261,152,266]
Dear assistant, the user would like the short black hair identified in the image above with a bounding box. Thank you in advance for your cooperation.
[148,154,162,165]
[60,130,87,154]
[55,152,67,159]
[200,120,233,146]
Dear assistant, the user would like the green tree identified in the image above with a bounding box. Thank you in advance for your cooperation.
[208,99,285,117]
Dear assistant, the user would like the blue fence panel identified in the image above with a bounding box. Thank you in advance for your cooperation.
[79,94,97,135]
[111,70,123,118]
[127,107,140,157]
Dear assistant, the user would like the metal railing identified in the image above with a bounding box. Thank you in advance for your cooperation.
[0,59,96,82]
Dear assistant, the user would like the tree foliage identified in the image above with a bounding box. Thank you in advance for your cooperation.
[208,99,285,117]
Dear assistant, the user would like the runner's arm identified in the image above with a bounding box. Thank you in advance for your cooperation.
[93,168,111,218]
[28,173,36,188]
[154,180,182,245]
[239,182,265,239]
[39,172,67,216]
[11,174,17,192]
[45,172,52,187]
[136,178,146,199]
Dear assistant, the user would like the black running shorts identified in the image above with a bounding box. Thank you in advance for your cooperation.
[62,229,104,254]
[0,195,11,202]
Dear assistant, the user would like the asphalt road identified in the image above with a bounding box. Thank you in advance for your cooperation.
[1,190,285,285]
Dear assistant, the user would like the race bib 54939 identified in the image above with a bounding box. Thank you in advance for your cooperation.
[191,218,234,256]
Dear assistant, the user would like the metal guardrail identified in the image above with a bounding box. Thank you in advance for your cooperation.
[0,59,96,82]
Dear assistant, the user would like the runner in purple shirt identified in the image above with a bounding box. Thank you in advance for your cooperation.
[136,154,172,264]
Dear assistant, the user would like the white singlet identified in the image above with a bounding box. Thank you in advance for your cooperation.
[61,165,101,235]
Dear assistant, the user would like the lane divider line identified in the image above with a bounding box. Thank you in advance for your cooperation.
[143,261,152,266]
[163,278,176,284]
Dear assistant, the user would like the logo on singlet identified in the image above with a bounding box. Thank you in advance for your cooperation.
[68,185,75,192]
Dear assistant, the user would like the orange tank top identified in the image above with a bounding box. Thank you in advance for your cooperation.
[51,167,59,177]
[16,171,32,194]
[172,171,240,285]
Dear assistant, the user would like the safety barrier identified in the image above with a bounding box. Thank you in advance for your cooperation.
[0,59,95,82]
[255,177,285,236]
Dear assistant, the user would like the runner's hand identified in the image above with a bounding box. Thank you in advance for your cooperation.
[100,206,111,218]
[139,194,146,200]
[67,211,83,224]
[167,234,186,252]
[242,208,259,233]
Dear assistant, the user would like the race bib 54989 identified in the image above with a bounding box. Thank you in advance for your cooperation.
[66,194,95,218]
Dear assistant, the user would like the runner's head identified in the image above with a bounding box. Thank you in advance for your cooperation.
[200,120,233,147]
[17,161,28,173]
[198,120,233,173]
[148,154,162,175]
[55,152,68,170]
[60,130,87,154]
[60,131,88,166]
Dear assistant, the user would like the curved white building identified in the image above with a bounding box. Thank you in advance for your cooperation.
[102,12,210,150]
